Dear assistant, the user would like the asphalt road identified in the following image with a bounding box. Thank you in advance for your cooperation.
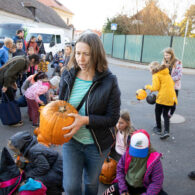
[0,61,195,195]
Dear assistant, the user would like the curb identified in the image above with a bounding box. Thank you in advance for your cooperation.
[107,56,195,75]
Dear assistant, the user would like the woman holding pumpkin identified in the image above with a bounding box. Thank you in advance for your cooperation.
[59,33,121,195]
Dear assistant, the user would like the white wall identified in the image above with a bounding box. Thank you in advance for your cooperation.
[0,10,73,40]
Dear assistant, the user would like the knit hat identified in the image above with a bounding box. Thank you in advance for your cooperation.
[129,129,150,158]
[49,76,60,88]
[19,178,47,195]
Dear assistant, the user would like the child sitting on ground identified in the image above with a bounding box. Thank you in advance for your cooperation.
[110,110,135,162]
[24,75,60,127]
[52,59,64,76]
[52,51,63,68]
[8,131,63,195]
[103,129,167,195]
[145,61,177,139]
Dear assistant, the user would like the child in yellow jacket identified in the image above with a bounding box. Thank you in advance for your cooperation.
[145,61,177,139]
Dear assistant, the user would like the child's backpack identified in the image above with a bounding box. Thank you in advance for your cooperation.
[0,147,23,195]
[18,178,47,195]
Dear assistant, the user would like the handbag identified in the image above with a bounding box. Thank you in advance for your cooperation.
[0,93,21,125]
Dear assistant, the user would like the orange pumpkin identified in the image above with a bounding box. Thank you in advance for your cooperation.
[136,89,147,100]
[99,157,117,184]
[36,100,78,146]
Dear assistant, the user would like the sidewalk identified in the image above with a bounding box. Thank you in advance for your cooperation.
[107,56,195,75]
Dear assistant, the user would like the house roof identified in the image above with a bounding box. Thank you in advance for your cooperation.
[38,0,74,15]
[131,1,171,22]
[0,0,69,29]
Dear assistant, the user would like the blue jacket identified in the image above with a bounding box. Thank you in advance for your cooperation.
[59,67,121,154]
[0,45,9,67]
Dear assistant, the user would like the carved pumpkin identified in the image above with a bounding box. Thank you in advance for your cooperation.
[136,89,147,100]
[99,157,117,184]
[35,100,78,146]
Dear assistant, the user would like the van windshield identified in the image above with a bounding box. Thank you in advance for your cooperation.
[26,33,55,43]
[0,24,22,39]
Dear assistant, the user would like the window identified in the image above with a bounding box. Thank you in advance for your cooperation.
[56,35,61,44]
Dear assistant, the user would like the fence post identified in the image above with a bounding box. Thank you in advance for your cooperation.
[170,36,173,47]
[111,32,114,57]
[140,35,144,63]
[123,35,127,60]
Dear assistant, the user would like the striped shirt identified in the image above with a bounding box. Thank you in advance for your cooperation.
[69,77,94,144]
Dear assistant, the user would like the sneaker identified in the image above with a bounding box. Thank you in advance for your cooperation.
[188,171,195,180]
[32,123,39,127]
[153,127,161,135]
[160,131,170,139]
[10,121,23,127]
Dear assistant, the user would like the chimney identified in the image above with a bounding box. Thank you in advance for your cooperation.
[21,2,36,17]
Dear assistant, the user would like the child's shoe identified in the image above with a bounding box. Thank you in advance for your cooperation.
[152,127,161,135]
[160,131,170,139]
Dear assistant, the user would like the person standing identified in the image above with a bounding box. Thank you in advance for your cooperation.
[0,38,13,67]
[13,29,26,52]
[37,35,46,56]
[145,61,177,139]
[59,33,121,195]
[27,36,39,54]
[162,47,182,117]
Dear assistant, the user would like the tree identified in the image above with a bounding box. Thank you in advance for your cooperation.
[102,15,132,34]
[102,0,172,35]
[178,5,195,37]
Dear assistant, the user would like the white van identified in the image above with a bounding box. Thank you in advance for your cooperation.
[26,27,70,61]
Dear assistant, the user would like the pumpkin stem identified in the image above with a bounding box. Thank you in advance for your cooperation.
[59,106,67,113]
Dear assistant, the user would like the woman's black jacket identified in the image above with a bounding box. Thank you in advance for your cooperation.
[59,67,121,154]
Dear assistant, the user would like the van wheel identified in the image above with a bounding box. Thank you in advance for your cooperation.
[47,53,53,62]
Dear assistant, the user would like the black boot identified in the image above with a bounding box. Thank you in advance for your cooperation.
[153,127,161,135]
[188,171,195,180]
[160,130,170,139]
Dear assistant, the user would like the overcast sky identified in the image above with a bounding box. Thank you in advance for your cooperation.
[59,0,195,30]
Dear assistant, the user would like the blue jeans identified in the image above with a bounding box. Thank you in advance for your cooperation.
[62,138,110,195]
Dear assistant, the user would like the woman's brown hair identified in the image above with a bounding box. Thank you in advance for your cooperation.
[67,33,108,72]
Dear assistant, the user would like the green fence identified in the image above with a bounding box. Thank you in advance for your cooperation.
[102,33,195,68]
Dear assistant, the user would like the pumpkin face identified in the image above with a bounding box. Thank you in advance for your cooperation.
[136,89,147,100]
[99,157,117,184]
[36,100,78,145]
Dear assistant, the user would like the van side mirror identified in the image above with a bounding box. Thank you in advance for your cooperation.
[49,41,55,47]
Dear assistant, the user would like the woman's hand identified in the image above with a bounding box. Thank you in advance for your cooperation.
[62,113,89,138]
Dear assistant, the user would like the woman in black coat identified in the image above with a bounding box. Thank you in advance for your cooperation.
[59,33,121,195]
[37,35,46,56]
[8,131,63,195]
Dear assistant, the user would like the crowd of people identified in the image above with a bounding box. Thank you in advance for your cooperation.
[0,29,193,195]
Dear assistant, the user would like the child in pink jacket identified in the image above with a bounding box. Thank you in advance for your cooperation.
[24,76,60,127]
